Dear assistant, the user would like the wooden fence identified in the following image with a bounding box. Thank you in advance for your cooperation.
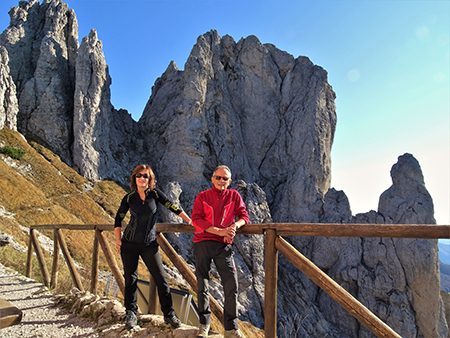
[26,222,450,338]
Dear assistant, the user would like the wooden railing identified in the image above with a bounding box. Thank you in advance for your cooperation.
[26,223,450,338]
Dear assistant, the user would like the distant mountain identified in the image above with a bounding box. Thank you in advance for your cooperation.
[440,261,450,292]
[439,241,450,266]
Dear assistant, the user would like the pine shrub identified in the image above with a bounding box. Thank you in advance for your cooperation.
[0,145,26,160]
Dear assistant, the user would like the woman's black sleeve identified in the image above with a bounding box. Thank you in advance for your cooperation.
[114,194,130,228]
[154,189,182,215]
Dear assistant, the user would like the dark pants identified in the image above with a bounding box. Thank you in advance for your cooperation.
[194,241,238,331]
[121,241,175,317]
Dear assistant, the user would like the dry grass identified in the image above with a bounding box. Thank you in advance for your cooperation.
[0,126,125,291]
[0,242,106,295]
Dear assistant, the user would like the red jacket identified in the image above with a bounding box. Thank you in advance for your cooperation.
[192,186,249,244]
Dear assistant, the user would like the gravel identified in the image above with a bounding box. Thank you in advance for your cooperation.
[0,262,99,337]
[0,262,222,337]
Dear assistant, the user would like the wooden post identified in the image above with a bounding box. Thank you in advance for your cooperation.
[156,233,225,324]
[96,229,125,296]
[91,233,100,294]
[56,229,84,291]
[147,274,158,314]
[50,229,60,289]
[275,236,402,338]
[264,229,278,338]
[26,234,33,278]
[156,233,197,288]
[30,229,50,287]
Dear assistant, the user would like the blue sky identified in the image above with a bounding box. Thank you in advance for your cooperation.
[1,0,449,225]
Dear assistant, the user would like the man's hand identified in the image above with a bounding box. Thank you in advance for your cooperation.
[222,226,236,243]
[205,225,236,243]
[223,234,233,243]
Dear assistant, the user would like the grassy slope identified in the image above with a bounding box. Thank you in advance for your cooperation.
[0,126,127,279]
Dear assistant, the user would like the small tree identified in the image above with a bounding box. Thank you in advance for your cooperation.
[0,145,26,160]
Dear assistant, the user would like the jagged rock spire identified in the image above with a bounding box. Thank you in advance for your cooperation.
[0,0,78,163]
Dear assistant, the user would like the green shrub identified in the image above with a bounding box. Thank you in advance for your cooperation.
[0,145,26,160]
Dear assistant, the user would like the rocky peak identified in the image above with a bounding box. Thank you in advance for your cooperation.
[378,153,442,337]
[139,30,336,223]
[72,28,112,181]
[0,0,78,163]
[0,1,139,181]
[379,153,436,224]
[72,28,142,182]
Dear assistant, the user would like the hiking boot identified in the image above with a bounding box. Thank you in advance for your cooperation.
[164,313,181,329]
[125,310,137,330]
[197,323,210,337]
[224,329,245,338]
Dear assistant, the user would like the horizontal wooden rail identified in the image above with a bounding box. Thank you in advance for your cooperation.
[155,223,264,235]
[29,224,112,231]
[266,223,450,238]
[29,223,450,239]
[157,223,450,238]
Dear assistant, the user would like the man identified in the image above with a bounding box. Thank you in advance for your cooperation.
[191,165,249,338]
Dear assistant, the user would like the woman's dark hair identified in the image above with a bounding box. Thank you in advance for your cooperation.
[130,164,156,191]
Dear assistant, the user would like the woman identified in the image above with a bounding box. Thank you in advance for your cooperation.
[114,164,191,330]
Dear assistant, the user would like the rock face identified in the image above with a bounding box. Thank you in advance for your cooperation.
[0,0,142,181]
[140,31,336,224]
[72,28,143,182]
[0,1,446,337]
[378,154,444,338]
[0,45,18,130]
[0,0,78,163]
[312,154,445,337]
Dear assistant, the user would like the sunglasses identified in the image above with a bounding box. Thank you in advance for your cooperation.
[135,173,149,179]
[214,175,230,181]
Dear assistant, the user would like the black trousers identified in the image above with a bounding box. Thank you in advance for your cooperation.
[194,240,238,330]
[121,241,175,316]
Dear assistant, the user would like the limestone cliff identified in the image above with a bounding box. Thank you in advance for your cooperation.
[313,153,445,337]
[0,0,78,163]
[0,1,446,337]
[72,28,143,182]
[140,31,336,224]
[0,45,17,130]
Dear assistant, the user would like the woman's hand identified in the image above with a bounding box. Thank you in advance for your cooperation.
[115,238,122,254]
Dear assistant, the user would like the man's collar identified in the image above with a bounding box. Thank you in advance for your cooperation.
[211,185,227,193]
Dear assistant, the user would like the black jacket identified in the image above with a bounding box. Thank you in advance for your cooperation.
[114,188,182,245]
